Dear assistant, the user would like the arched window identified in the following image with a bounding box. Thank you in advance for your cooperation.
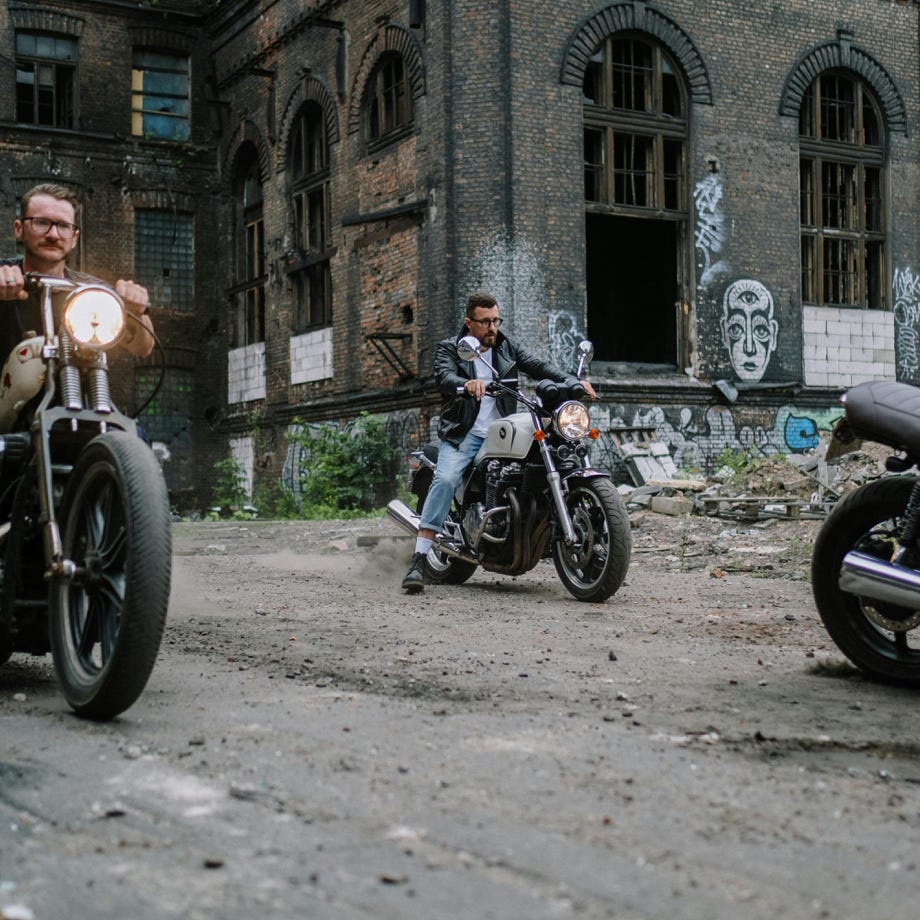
[231,145,265,346]
[582,34,689,366]
[289,102,332,330]
[366,52,412,145]
[799,71,886,309]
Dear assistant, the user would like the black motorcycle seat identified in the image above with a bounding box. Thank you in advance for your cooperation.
[845,380,920,454]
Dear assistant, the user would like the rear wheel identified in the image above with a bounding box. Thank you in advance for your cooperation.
[51,432,172,719]
[552,478,631,602]
[425,512,478,585]
[812,477,920,685]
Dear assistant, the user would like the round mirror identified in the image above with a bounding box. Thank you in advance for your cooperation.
[576,340,594,363]
[457,335,482,362]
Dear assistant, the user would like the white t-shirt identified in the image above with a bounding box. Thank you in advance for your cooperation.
[469,348,499,437]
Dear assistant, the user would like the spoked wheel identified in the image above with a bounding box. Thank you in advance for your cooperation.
[812,476,920,685]
[51,432,172,719]
[552,478,631,602]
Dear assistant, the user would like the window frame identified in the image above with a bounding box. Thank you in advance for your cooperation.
[15,30,77,128]
[131,48,191,142]
[229,153,266,348]
[799,71,887,310]
[365,52,413,149]
[289,102,333,333]
[582,34,688,216]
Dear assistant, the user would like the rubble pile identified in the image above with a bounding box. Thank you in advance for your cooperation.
[621,438,893,521]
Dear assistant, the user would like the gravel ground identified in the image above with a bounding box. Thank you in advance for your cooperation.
[1,507,919,920]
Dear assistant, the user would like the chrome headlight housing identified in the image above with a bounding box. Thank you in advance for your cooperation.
[63,285,125,349]
[553,400,590,441]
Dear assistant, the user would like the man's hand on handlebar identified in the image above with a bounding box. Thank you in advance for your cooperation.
[464,379,488,400]
[0,264,28,302]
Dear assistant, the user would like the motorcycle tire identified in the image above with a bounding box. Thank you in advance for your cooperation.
[50,432,172,719]
[551,478,631,602]
[811,476,920,686]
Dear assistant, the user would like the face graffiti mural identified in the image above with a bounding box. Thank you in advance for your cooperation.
[720,279,778,382]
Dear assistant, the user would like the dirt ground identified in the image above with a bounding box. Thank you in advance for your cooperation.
[2,487,919,919]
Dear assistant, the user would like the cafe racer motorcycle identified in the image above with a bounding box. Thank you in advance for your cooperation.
[0,273,171,718]
[812,379,920,685]
[387,336,631,602]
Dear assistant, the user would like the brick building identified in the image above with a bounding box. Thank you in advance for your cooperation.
[2,0,920,505]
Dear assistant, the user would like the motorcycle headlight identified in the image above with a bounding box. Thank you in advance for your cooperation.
[553,400,590,441]
[63,285,125,349]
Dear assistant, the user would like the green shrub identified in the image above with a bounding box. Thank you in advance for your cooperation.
[211,456,249,512]
[290,413,399,512]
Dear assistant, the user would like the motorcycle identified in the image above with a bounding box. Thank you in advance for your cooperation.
[387,336,632,602]
[812,379,920,685]
[0,272,171,718]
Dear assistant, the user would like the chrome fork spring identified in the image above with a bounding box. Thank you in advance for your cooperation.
[58,332,83,411]
[88,366,113,414]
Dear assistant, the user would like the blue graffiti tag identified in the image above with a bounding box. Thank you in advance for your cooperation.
[784,414,819,452]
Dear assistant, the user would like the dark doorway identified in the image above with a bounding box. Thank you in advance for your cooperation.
[586,213,679,365]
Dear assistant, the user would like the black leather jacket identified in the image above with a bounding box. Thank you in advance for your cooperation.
[434,328,570,446]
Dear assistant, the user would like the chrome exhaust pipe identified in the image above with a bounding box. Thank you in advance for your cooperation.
[385,499,479,566]
[839,550,920,610]
[386,499,421,537]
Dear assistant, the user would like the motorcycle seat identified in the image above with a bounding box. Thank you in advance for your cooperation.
[845,380,920,454]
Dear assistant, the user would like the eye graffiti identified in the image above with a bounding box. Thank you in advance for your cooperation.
[720,279,778,382]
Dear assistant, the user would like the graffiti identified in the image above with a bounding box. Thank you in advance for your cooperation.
[547,309,585,374]
[894,268,920,381]
[721,279,778,382]
[784,414,820,452]
[586,401,832,483]
[693,173,730,286]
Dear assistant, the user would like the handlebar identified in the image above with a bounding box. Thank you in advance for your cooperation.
[455,379,517,397]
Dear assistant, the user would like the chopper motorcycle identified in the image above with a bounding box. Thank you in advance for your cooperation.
[0,272,171,718]
[387,336,631,603]
[812,379,920,685]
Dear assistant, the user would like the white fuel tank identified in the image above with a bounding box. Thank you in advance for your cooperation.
[0,337,45,433]
[474,411,535,462]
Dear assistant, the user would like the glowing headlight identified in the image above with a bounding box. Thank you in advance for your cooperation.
[553,400,590,441]
[63,285,125,348]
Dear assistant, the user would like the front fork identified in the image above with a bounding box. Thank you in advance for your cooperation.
[530,409,579,546]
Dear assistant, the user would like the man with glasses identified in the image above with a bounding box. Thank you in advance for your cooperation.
[0,183,155,359]
[402,291,597,593]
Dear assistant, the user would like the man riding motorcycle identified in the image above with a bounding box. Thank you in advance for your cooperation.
[401,291,596,593]
[0,183,155,360]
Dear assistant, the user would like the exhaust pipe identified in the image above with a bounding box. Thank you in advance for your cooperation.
[385,499,479,566]
[839,550,920,610]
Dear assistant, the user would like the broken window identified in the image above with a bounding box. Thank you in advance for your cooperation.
[289,102,332,331]
[582,35,688,366]
[134,210,195,312]
[230,148,265,347]
[366,52,412,146]
[131,49,190,141]
[799,72,886,309]
[16,32,76,127]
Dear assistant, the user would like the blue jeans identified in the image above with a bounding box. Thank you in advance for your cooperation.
[419,431,484,533]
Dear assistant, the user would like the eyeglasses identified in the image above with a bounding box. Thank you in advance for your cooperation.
[22,217,79,239]
[469,317,502,328]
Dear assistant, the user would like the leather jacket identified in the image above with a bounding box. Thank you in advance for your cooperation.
[434,328,570,446]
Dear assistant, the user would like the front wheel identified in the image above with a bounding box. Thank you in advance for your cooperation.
[552,478,631,602]
[51,432,172,719]
[811,476,920,685]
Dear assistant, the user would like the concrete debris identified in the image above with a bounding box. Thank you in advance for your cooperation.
[621,436,892,521]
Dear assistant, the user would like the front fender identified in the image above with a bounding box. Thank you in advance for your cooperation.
[561,467,610,486]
